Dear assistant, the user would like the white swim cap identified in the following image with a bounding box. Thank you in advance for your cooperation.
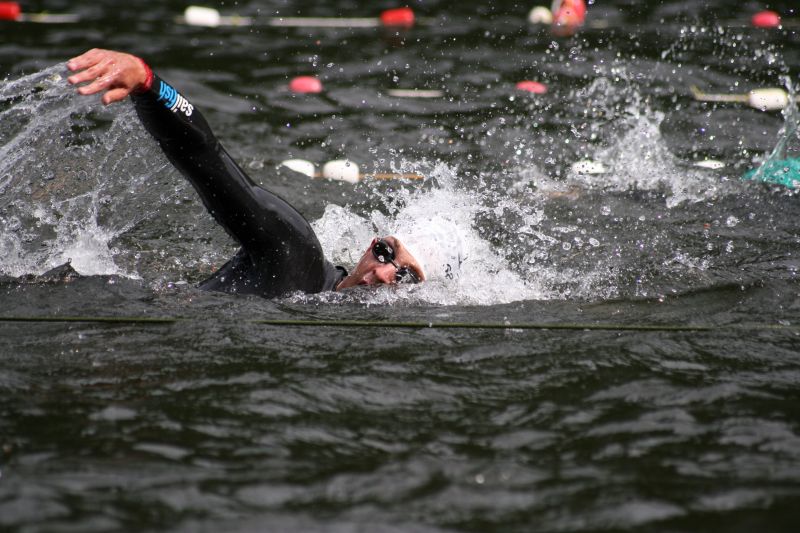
[394,218,466,281]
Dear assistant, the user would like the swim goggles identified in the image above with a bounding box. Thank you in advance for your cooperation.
[372,239,420,284]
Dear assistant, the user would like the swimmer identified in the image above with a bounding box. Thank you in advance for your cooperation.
[66,48,425,298]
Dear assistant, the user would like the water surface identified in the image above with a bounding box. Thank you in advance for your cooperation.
[2,1,800,531]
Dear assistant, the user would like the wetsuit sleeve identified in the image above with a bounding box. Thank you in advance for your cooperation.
[129,73,333,293]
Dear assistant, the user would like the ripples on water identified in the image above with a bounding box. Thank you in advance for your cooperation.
[2,1,800,531]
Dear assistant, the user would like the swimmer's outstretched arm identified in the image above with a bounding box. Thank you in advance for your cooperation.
[67,49,335,293]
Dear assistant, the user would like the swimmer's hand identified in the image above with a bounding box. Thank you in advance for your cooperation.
[67,49,148,105]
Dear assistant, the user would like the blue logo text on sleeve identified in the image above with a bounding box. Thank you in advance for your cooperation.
[156,80,194,117]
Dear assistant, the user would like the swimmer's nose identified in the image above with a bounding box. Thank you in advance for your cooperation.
[372,264,397,285]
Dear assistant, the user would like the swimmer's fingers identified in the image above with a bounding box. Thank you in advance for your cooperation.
[102,88,130,105]
[66,49,146,104]
[74,70,116,97]
[67,60,109,86]
[66,48,107,73]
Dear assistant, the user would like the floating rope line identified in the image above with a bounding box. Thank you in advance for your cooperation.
[253,319,714,332]
[0,315,178,325]
[0,315,796,332]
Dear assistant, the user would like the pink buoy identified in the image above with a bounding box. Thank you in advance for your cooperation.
[380,7,415,28]
[289,76,323,94]
[751,10,781,28]
[553,0,586,27]
[515,81,548,94]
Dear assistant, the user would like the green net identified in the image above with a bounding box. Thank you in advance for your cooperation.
[742,157,800,189]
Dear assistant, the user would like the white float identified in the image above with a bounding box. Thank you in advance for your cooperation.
[528,6,553,25]
[279,159,316,178]
[691,85,797,111]
[184,6,221,27]
[322,160,360,183]
[693,160,726,170]
[747,88,790,111]
[386,89,444,98]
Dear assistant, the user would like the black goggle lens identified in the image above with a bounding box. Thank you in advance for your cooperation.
[372,239,420,284]
[395,266,419,284]
[372,239,395,264]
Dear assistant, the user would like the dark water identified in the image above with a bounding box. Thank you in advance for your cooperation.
[2,1,800,531]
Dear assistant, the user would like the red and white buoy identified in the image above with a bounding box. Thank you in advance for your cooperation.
[0,1,78,23]
[181,5,424,29]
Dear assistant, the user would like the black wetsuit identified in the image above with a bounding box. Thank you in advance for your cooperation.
[130,74,346,298]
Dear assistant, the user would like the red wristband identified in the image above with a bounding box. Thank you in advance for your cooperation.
[132,56,154,94]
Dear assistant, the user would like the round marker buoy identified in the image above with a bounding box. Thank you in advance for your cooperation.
[748,88,789,111]
[571,160,607,175]
[184,6,221,27]
[0,2,21,20]
[379,7,414,28]
[261,7,426,29]
[553,0,587,27]
[289,76,323,94]
[515,80,548,94]
[279,159,316,177]
[752,10,781,28]
[528,6,553,25]
[322,160,360,183]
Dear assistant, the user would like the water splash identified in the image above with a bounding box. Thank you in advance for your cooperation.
[574,111,729,207]
[311,160,621,306]
[0,64,169,277]
[308,79,742,306]
[562,77,731,207]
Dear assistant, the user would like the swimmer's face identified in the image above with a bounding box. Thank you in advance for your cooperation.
[336,236,425,290]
